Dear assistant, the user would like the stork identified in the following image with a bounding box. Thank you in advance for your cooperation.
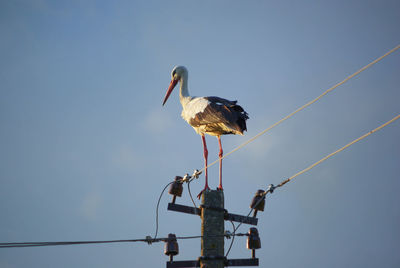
[162,66,249,198]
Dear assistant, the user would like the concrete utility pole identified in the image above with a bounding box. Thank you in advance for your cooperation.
[166,185,259,267]
[200,190,225,268]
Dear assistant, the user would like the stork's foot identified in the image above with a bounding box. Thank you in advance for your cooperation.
[197,186,210,199]
[217,185,223,191]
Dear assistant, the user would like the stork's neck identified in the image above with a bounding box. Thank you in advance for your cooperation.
[179,75,191,107]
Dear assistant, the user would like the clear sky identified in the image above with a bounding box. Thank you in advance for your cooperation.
[1,1,399,267]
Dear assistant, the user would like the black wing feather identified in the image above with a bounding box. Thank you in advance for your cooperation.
[190,97,249,134]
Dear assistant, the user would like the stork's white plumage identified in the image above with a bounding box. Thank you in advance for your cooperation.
[162,66,249,198]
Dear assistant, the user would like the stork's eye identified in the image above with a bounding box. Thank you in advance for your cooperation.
[172,70,176,77]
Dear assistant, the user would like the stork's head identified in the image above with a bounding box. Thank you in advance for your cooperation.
[162,66,188,106]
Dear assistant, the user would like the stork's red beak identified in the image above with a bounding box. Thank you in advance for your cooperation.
[162,79,178,106]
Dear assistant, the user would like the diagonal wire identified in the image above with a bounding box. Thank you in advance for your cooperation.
[226,113,400,254]
[154,46,399,255]
[276,113,400,188]
[199,44,400,174]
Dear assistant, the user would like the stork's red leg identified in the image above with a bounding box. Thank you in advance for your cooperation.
[217,136,223,191]
[197,135,210,199]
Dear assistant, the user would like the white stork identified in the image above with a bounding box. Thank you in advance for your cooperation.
[162,66,249,198]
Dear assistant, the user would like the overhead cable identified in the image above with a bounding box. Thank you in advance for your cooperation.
[154,181,174,241]
[276,113,400,188]
[200,44,400,173]
[225,114,400,254]
[0,233,249,249]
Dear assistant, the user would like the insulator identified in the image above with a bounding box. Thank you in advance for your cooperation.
[168,176,183,203]
[164,234,179,261]
[247,227,261,250]
[250,190,266,217]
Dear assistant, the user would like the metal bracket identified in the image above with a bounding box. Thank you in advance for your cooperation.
[167,203,258,226]
[167,260,198,268]
[166,258,259,267]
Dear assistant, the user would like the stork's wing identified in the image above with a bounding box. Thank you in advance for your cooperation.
[205,96,247,114]
[189,97,248,134]
[205,96,237,106]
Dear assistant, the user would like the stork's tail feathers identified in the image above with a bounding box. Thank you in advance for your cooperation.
[231,103,249,134]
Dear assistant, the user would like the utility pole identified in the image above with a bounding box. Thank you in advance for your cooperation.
[166,178,260,267]
[200,190,225,268]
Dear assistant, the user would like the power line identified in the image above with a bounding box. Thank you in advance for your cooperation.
[187,180,198,208]
[0,239,149,248]
[6,46,398,261]
[276,113,400,188]
[0,233,249,249]
[161,45,400,251]
[199,44,400,173]
[152,171,202,243]
[225,114,400,254]
[226,184,275,258]
[225,220,236,257]
[154,181,174,240]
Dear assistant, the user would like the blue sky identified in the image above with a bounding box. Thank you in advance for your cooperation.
[1,1,399,267]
